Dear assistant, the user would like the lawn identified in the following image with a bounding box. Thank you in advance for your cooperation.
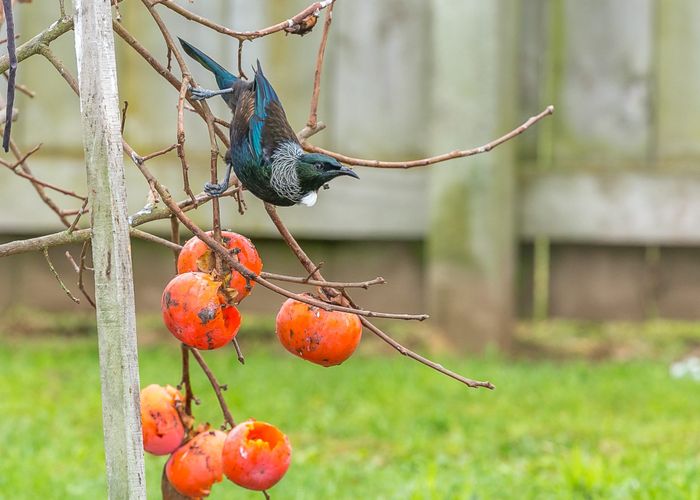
[1,334,699,499]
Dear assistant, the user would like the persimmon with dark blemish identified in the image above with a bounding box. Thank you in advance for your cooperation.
[166,429,227,498]
[222,420,291,491]
[177,231,263,304]
[162,272,241,350]
[275,294,362,366]
[140,384,185,456]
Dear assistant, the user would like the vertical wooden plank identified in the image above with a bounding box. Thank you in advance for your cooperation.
[554,0,653,166]
[656,2,700,163]
[74,1,146,498]
[427,0,517,351]
[656,248,700,320]
[549,245,649,321]
[327,0,431,158]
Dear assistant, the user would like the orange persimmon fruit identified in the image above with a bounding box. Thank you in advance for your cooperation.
[177,231,263,304]
[222,420,292,491]
[275,295,362,366]
[140,384,185,456]
[162,272,241,350]
[166,429,227,498]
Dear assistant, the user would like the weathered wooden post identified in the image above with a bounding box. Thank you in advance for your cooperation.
[427,0,517,351]
[74,0,146,497]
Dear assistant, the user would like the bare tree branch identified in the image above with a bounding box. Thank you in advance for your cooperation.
[154,0,335,42]
[301,105,555,169]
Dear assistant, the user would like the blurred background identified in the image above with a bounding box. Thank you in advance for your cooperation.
[2,1,700,498]
[3,0,700,351]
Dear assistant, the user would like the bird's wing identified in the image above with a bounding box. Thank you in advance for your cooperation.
[249,61,298,162]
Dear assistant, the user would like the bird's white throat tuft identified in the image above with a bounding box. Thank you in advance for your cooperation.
[299,191,318,207]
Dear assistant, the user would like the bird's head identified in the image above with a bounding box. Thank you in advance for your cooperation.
[296,153,359,192]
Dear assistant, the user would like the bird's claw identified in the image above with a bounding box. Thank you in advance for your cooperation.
[204,182,228,197]
[189,86,215,101]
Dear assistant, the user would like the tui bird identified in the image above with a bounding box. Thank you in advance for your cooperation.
[179,38,359,207]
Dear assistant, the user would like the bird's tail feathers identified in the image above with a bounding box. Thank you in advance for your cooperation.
[178,37,237,90]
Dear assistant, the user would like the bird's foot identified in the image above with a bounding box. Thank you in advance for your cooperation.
[204,181,229,197]
[189,86,218,101]
[188,86,234,101]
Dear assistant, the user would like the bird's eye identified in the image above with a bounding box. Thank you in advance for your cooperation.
[314,163,322,169]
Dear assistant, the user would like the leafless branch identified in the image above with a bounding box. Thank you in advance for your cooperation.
[179,343,195,416]
[261,272,386,290]
[155,0,335,42]
[43,247,80,304]
[67,198,89,233]
[189,347,236,429]
[301,105,555,169]
[306,3,333,129]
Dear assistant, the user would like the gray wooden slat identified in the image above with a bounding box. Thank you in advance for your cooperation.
[656,1,700,162]
[520,170,700,244]
[427,0,517,350]
[327,0,430,158]
[555,0,653,165]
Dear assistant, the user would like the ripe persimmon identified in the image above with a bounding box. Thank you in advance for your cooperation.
[275,295,362,366]
[166,429,227,498]
[140,384,185,456]
[177,231,263,304]
[222,420,291,491]
[162,272,241,350]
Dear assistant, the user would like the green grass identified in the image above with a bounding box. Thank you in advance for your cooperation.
[1,336,699,499]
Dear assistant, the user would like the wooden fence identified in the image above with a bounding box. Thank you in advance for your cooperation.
[2,1,700,347]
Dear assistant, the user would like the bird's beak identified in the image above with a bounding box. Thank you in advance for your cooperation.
[337,165,359,179]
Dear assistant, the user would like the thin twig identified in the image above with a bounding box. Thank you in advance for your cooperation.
[130,228,182,251]
[156,0,335,41]
[301,105,555,169]
[190,347,236,429]
[67,198,89,233]
[356,298,494,389]
[3,74,35,97]
[237,39,246,79]
[261,272,386,290]
[43,247,80,304]
[120,100,128,134]
[170,215,180,269]
[303,262,324,282]
[77,241,96,308]
[179,344,194,416]
[2,0,17,151]
[232,338,245,365]
[0,33,20,45]
[306,3,333,129]
[64,250,79,272]
[140,143,178,162]
[176,75,195,202]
